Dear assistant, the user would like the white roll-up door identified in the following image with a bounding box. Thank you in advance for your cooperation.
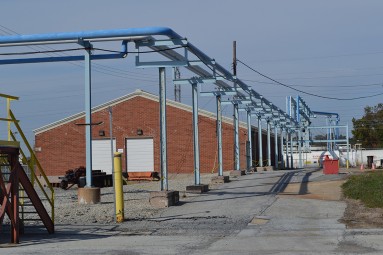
[92,139,116,174]
[126,138,154,172]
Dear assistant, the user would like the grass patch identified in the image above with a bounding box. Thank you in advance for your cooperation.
[342,171,383,208]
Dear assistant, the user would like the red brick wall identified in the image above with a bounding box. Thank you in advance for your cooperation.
[35,96,248,177]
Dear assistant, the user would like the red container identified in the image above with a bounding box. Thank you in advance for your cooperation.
[323,159,339,174]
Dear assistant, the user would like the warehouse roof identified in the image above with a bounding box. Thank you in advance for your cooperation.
[34,89,250,135]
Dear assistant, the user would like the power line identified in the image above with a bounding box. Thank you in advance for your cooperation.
[241,78,383,88]
[237,59,383,101]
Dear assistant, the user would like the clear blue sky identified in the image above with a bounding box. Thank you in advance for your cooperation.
[1,0,383,144]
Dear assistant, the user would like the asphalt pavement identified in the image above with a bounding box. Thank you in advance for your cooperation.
[1,169,383,255]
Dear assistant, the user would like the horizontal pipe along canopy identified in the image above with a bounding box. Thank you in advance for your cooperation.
[0,26,299,127]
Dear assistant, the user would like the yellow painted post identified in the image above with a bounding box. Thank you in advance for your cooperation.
[7,98,10,141]
[113,152,124,223]
[30,155,35,186]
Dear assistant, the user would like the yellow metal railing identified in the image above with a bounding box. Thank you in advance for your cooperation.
[9,110,54,223]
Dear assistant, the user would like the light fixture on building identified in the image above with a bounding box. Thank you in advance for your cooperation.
[137,129,143,136]
[99,130,105,136]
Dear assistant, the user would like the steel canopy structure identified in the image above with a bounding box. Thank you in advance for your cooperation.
[0,27,301,189]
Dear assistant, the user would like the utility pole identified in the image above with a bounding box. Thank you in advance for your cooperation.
[233,41,237,77]
[232,41,239,170]
[174,67,181,102]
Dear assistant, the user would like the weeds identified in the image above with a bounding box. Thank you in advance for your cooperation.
[342,171,383,208]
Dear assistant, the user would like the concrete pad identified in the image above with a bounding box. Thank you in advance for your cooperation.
[210,175,230,184]
[78,187,101,204]
[229,170,246,177]
[279,179,345,201]
[186,184,209,193]
[149,190,179,208]
[256,166,274,172]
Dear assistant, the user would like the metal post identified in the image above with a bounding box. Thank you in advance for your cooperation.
[11,155,19,243]
[159,67,168,191]
[346,124,350,169]
[290,131,294,169]
[7,98,10,141]
[246,109,252,171]
[274,124,278,170]
[113,152,124,223]
[258,116,263,167]
[85,47,93,187]
[285,130,289,169]
[267,120,271,166]
[298,129,302,168]
[234,103,240,170]
[280,127,284,169]
[109,107,116,222]
[326,117,330,151]
[192,83,200,185]
[216,95,223,176]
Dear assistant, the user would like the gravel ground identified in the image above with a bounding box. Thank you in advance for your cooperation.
[29,173,220,226]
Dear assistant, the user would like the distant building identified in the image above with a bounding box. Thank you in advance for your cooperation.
[34,89,275,181]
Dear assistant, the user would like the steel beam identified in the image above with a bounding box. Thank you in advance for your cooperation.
[258,116,263,167]
[192,83,200,185]
[159,67,168,191]
[246,109,252,170]
[216,95,223,176]
[290,131,294,169]
[346,124,350,169]
[285,131,289,169]
[84,47,93,187]
[233,103,240,170]
[298,129,303,168]
[280,127,284,169]
[274,124,278,170]
[0,53,126,65]
[267,120,271,166]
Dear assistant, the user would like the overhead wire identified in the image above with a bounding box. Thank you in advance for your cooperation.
[241,78,383,88]
[237,59,383,101]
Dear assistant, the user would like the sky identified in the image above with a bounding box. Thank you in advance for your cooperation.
[1,0,383,145]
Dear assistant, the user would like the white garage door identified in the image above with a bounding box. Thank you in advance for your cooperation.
[92,139,116,174]
[126,138,154,172]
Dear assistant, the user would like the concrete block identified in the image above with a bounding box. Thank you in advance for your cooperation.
[210,175,230,184]
[186,184,209,193]
[149,190,179,208]
[78,187,101,204]
[230,170,246,177]
[256,166,274,172]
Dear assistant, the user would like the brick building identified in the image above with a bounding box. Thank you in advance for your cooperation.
[34,89,273,180]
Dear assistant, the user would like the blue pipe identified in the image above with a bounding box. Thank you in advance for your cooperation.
[0,26,298,127]
[0,53,125,65]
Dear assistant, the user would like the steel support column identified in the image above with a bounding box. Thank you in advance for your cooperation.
[274,124,278,170]
[216,95,223,176]
[298,129,302,168]
[192,83,200,185]
[258,116,263,167]
[246,109,252,171]
[234,103,240,170]
[285,131,289,169]
[290,131,294,169]
[85,47,93,187]
[11,153,19,243]
[346,124,350,169]
[267,120,271,166]
[280,127,284,169]
[159,67,168,191]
